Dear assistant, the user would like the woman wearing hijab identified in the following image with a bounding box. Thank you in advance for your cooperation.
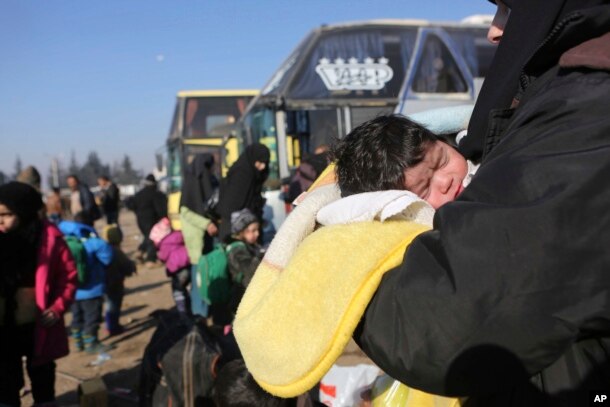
[179,153,219,317]
[354,1,610,405]
[0,182,77,406]
[130,174,167,264]
[218,143,270,242]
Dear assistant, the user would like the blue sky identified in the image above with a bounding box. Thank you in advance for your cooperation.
[0,1,495,187]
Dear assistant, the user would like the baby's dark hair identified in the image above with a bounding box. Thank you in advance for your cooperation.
[330,114,438,197]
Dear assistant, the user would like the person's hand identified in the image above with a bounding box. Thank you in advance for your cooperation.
[40,309,60,327]
[206,222,218,236]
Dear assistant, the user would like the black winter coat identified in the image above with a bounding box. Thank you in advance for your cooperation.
[355,6,610,406]
[101,182,120,213]
[130,186,167,237]
[217,144,269,240]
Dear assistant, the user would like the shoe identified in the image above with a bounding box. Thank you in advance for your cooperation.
[105,311,124,336]
[85,341,114,354]
[71,329,84,352]
[106,325,125,336]
[83,333,114,354]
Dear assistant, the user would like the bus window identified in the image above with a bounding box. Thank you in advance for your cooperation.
[287,27,417,100]
[168,104,180,140]
[412,35,467,93]
[286,109,336,164]
[351,106,394,129]
[206,114,236,136]
[244,108,280,188]
[307,110,337,152]
[183,145,223,180]
[442,27,495,78]
[167,145,182,193]
[184,97,250,138]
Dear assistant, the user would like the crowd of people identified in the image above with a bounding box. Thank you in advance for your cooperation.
[1,0,610,405]
[0,145,311,406]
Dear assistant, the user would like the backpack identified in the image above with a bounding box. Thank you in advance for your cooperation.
[149,217,172,247]
[65,235,88,285]
[138,310,221,407]
[196,241,245,305]
[160,324,221,406]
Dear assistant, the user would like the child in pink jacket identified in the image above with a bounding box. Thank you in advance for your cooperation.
[0,182,77,406]
[150,218,191,315]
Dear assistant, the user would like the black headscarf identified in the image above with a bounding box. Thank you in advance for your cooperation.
[0,182,43,325]
[230,143,271,184]
[461,0,610,161]
[180,153,218,216]
[218,144,270,239]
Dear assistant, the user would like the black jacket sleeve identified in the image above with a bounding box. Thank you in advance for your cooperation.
[218,167,253,217]
[153,191,168,220]
[79,184,96,212]
[355,67,610,398]
[107,183,120,210]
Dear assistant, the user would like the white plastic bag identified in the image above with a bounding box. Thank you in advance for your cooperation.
[319,364,380,407]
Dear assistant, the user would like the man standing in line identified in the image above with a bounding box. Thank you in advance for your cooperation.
[97,175,120,225]
[66,175,100,226]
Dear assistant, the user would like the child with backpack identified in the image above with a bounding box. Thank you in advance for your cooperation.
[59,218,113,353]
[191,209,263,326]
[150,217,192,315]
[101,224,136,336]
[225,209,264,316]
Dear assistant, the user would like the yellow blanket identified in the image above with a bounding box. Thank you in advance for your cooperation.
[234,167,461,406]
[236,220,428,396]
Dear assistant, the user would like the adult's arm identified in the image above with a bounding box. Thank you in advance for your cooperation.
[49,237,78,315]
[79,184,96,212]
[219,168,252,216]
[180,206,211,230]
[355,68,610,396]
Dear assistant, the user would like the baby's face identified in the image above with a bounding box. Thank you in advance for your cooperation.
[402,141,468,209]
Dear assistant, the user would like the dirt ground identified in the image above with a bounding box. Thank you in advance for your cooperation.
[21,209,373,406]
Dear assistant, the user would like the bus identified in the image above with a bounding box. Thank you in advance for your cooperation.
[240,18,496,228]
[165,89,258,228]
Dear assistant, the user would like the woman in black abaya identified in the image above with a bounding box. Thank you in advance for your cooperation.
[217,144,270,242]
[354,0,610,405]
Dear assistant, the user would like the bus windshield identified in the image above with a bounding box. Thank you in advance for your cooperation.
[286,27,418,100]
[181,96,250,138]
[165,92,257,189]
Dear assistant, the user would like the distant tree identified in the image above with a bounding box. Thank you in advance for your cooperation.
[0,171,6,186]
[68,151,80,177]
[13,156,22,179]
[113,154,141,185]
[80,151,110,186]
